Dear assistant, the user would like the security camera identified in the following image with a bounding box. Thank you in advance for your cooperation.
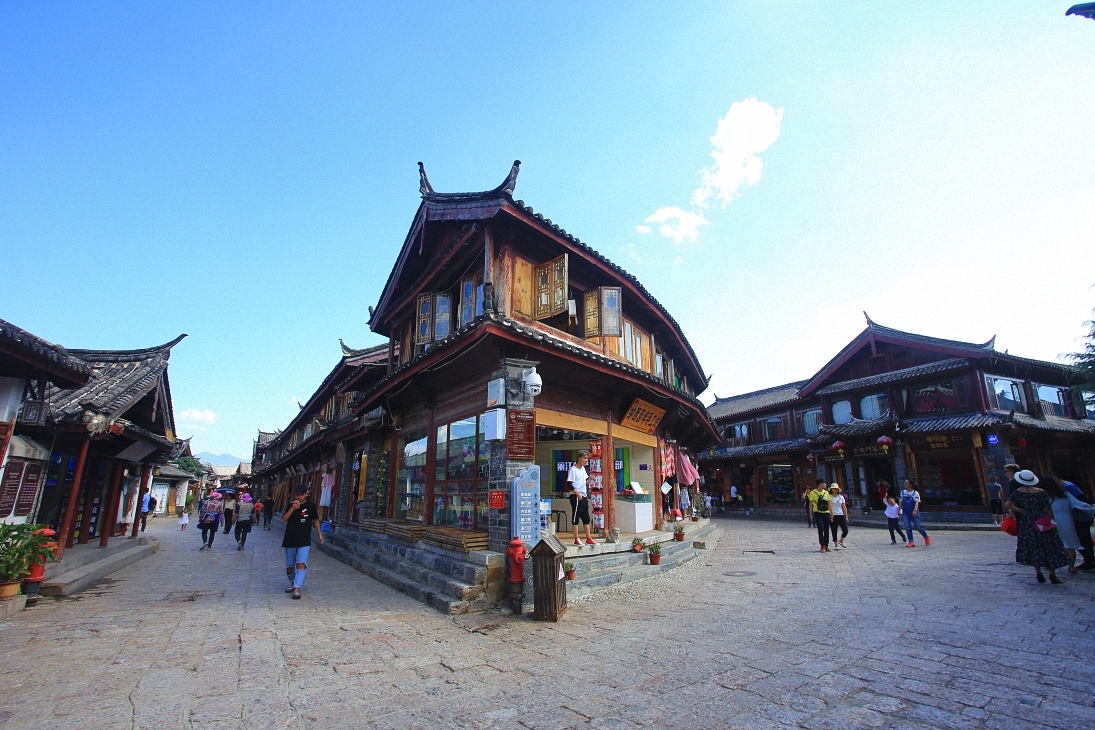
[523,367,542,397]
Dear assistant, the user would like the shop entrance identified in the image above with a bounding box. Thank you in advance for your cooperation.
[764,464,795,505]
[917,454,983,506]
[862,458,895,510]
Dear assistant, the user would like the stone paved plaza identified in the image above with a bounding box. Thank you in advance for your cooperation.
[1,516,1093,730]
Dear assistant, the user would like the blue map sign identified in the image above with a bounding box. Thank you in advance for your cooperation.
[511,465,541,546]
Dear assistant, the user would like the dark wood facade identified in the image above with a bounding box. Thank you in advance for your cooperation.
[700,316,1095,518]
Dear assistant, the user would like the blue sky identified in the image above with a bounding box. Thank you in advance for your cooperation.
[2,2,1093,459]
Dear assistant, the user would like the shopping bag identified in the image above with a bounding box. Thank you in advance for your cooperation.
[1000,514,1018,536]
[1034,516,1058,533]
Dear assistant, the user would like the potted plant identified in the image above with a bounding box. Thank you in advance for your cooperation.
[631,537,644,552]
[564,562,576,580]
[647,541,662,565]
[21,527,58,603]
[673,524,686,541]
[691,512,700,522]
[0,524,55,599]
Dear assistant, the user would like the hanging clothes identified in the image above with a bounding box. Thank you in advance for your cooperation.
[677,453,700,487]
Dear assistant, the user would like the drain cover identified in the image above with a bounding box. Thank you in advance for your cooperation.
[723,570,756,577]
[742,550,775,554]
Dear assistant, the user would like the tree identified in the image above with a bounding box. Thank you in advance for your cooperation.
[174,455,206,476]
[1069,316,1095,409]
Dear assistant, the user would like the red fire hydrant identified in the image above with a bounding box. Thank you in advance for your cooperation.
[23,528,57,603]
[506,537,527,615]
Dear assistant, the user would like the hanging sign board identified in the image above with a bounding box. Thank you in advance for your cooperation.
[908,433,969,451]
[0,461,25,516]
[506,410,536,460]
[489,489,506,510]
[621,399,666,435]
[511,465,541,545]
[14,462,43,517]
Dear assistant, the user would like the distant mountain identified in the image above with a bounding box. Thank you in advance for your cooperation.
[195,452,243,467]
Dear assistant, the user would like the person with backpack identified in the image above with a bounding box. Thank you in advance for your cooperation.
[234,494,256,550]
[808,479,832,552]
[900,479,931,548]
[198,493,223,551]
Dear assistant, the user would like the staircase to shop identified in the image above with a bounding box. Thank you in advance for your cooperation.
[41,537,159,597]
[318,529,506,615]
[566,521,719,601]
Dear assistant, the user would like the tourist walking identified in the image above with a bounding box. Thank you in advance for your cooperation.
[178,511,189,531]
[139,487,152,532]
[568,450,594,546]
[829,485,849,548]
[1004,464,1021,497]
[987,474,1005,525]
[884,497,906,544]
[222,493,237,535]
[809,479,831,552]
[1043,472,1095,570]
[803,489,814,528]
[198,493,223,550]
[281,485,324,599]
[262,495,275,529]
[1040,474,1095,574]
[900,480,931,547]
[1005,470,1068,584]
[234,494,255,550]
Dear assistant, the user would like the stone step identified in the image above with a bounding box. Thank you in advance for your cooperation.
[572,523,718,578]
[327,533,487,604]
[43,537,155,581]
[334,529,499,587]
[565,541,705,601]
[316,539,472,615]
[41,540,158,596]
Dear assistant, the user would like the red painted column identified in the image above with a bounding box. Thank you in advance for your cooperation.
[99,462,125,547]
[130,465,151,538]
[57,438,91,557]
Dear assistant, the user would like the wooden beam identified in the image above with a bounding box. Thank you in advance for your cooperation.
[57,438,90,556]
[535,408,607,436]
[130,465,150,538]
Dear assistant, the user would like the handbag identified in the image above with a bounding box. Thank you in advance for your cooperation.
[1034,515,1057,533]
[1000,514,1018,536]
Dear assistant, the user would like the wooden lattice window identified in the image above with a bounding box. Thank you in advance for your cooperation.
[584,289,600,337]
[416,294,432,347]
[535,254,568,320]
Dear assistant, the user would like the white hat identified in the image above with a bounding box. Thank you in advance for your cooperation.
[1014,469,1039,487]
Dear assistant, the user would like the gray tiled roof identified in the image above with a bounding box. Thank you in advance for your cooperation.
[0,318,93,388]
[699,438,811,460]
[814,358,971,396]
[46,335,185,423]
[707,382,807,421]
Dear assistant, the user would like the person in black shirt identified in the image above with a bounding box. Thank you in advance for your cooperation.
[262,496,275,529]
[281,485,324,599]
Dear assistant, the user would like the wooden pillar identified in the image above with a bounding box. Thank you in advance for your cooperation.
[99,462,125,547]
[129,465,151,538]
[387,434,399,519]
[425,408,437,526]
[603,422,615,535]
[77,459,101,544]
[57,438,91,556]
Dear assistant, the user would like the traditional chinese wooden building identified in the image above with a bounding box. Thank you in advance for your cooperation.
[255,162,719,612]
[700,315,1095,521]
[0,318,184,557]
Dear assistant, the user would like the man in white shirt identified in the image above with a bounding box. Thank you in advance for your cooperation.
[568,450,595,546]
[730,485,738,509]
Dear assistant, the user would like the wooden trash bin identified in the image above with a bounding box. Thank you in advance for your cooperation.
[531,533,568,621]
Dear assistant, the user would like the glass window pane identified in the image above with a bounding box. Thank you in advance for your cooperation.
[475,497,489,529]
[803,410,822,436]
[832,400,853,425]
[397,431,428,521]
[435,425,448,481]
[860,394,890,420]
[913,381,957,414]
[447,417,477,480]
[992,377,1024,412]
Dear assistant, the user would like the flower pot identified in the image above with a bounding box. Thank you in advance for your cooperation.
[633,545,642,552]
[0,581,21,600]
[674,533,685,541]
[649,554,661,565]
[691,516,699,522]
[565,570,576,581]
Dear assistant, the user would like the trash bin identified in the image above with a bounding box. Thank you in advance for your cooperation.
[531,533,568,621]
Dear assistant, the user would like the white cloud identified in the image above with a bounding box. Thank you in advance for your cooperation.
[621,243,643,264]
[178,408,218,424]
[635,225,652,234]
[693,97,784,208]
[644,206,710,243]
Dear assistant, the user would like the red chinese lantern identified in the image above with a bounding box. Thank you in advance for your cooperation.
[877,435,893,447]
[806,453,816,462]
[1018,437,1027,453]
[831,441,845,452]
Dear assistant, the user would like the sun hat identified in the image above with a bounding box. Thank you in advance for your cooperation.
[209,492,222,499]
[1015,470,1039,487]
[240,494,252,502]
[829,485,841,492]
[830,483,840,491]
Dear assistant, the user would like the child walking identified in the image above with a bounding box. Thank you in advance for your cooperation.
[884,497,906,544]
[179,511,189,531]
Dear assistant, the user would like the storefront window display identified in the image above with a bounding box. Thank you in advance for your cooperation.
[432,415,490,529]
[765,465,795,504]
[397,430,428,521]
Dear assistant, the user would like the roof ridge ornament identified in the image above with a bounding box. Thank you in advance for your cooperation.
[498,160,521,196]
[418,162,434,195]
